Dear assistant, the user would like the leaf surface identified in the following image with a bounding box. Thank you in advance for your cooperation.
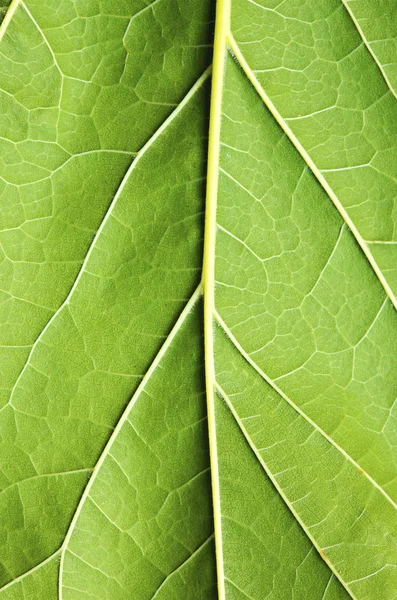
[1,0,397,598]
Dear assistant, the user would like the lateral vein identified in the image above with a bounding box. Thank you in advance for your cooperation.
[214,380,357,600]
[214,309,397,514]
[2,65,211,413]
[0,549,61,594]
[0,0,19,43]
[340,0,397,99]
[58,283,203,597]
[0,468,92,498]
[150,535,214,600]
[227,32,397,312]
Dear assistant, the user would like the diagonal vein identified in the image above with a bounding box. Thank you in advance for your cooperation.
[0,468,92,498]
[340,0,397,99]
[213,308,397,514]
[58,283,203,597]
[0,0,19,42]
[227,31,397,313]
[0,549,61,594]
[150,535,214,600]
[2,65,211,413]
[214,379,357,600]
[123,0,164,43]
[20,1,62,76]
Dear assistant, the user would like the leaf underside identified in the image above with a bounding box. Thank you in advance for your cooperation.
[0,0,396,599]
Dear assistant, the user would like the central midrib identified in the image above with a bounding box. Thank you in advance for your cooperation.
[202,0,231,599]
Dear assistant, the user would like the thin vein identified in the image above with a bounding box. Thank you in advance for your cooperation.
[20,1,62,76]
[217,223,265,263]
[366,240,397,245]
[0,0,19,43]
[0,468,91,498]
[225,578,255,599]
[305,223,345,297]
[227,32,397,312]
[347,564,392,585]
[220,166,264,203]
[150,535,214,599]
[341,0,397,99]
[64,548,109,577]
[214,309,397,514]
[214,380,357,600]
[3,65,211,414]
[87,495,123,532]
[58,284,202,597]
[123,0,164,43]
[0,550,61,593]
[353,297,387,348]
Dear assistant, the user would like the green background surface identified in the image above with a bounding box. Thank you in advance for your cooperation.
[0,0,396,598]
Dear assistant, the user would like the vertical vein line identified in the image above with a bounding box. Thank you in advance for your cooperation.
[202,0,230,598]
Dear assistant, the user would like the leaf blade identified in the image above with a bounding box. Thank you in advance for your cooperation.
[231,0,397,300]
[2,0,397,597]
[0,0,214,588]
[212,39,397,598]
[61,294,216,598]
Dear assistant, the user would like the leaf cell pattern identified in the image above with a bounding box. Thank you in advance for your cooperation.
[0,0,396,598]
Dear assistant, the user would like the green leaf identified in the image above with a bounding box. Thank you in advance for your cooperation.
[1,0,397,598]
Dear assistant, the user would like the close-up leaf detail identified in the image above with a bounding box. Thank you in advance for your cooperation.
[0,0,396,598]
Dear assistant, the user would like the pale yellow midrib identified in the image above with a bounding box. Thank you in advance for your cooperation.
[202,0,231,599]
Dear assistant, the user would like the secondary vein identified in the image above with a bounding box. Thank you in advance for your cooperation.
[2,65,211,414]
[150,535,214,600]
[214,380,357,600]
[340,0,397,99]
[214,308,397,514]
[0,0,19,43]
[58,283,203,597]
[0,549,61,594]
[227,31,397,314]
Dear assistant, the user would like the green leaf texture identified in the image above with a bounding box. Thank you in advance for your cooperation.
[0,0,396,598]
